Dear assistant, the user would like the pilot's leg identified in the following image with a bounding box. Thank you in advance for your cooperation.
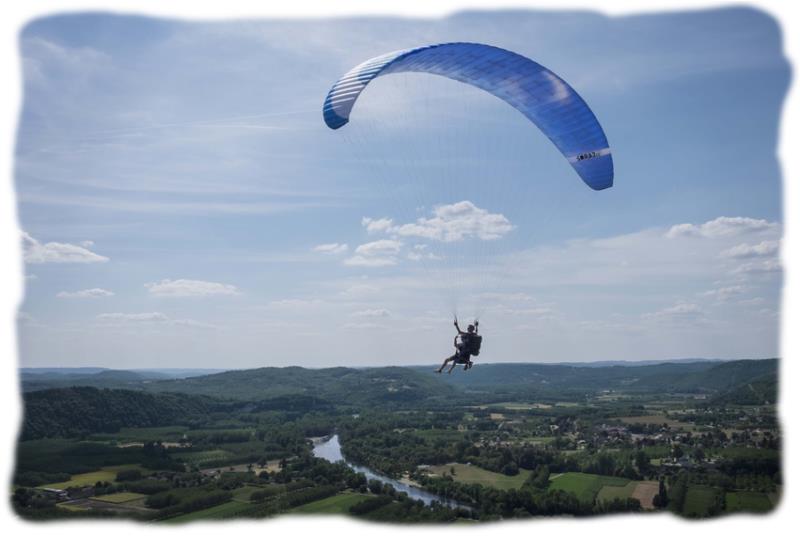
[437,354,456,373]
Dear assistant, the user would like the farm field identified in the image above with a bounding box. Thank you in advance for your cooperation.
[596,481,638,502]
[56,502,88,512]
[683,485,721,517]
[291,493,371,514]
[489,403,553,410]
[39,465,140,489]
[231,485,263,502]
[175,449,232,464]
[427,463,531,491]
[164,500,256,522]
[90,426,190,442]
[548,473,630,504]
[725,491,773,513]
[631,481,659,509]
[93,492,147,504]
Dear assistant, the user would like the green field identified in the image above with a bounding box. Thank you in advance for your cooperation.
[725,491,773,513]
[176,449,232,464]
[427,464,531,491]
[165,501,255,522]
[57,502,89,512]
[596,481,639,503]
[39,464,144,490]
[548,472,630,504]
[231,485,264,502]
[90,426,190,442]
[683,485,721,517]
[291,493,371,514]
[93,492,147,504]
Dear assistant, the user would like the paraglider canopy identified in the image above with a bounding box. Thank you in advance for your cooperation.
[323,42,613,190]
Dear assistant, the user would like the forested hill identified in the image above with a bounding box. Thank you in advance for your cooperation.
[144,366,457,406]
[20,387,223,440]
[19,360,777,440]
[413,359,778,396]
[19,360,777,409]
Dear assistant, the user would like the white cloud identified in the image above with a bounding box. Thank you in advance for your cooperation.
[407,244,440,261]
[373,201,513,242]
[344,256,397,267]
[738,297,766,306]
[361,217,392,234]
[354,240,403,256]
[344,239,403,267]
[731,258,781,275]
[665,216,777,239]
[96,312,170,324]
[313,242,349,254]
[22,231,109,264]
[720,240,779,259]
[95,312,216,329]
[57,288,114,299]
[701,285,748,302]
[362,217,394,234]
[643,303,704,322]
[350,308,390,318]
[145,279,240,297]
[268,298,324,309]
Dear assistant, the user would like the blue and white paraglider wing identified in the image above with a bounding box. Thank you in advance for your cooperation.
[323,42,613,190]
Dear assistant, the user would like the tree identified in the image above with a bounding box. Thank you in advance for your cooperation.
[634,449,651,475]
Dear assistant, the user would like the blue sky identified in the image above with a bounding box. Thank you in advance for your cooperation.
[15,8,788,368]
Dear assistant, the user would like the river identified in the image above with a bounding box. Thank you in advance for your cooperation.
[312,434,468,510]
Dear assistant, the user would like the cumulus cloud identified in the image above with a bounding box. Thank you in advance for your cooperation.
[344,256,397,267]
[720,240,779,259]
[362,217,394,234]
[701,285,748,302]
[22,231,109,264]
[344,239,403,267]
[354,240,402,256]
[57,288,114,299]
[367,201,513,242]
[731,258,781,276]
[313,243,349,254]
[407,244,440,261]
[665,216,777,239]
[145,279,240,297]
[350,308,390,318]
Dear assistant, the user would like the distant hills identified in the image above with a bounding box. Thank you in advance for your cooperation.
[20,359,778,403]
[20,368,226,392]
[143,366,457,406]
[17,359,778,440]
